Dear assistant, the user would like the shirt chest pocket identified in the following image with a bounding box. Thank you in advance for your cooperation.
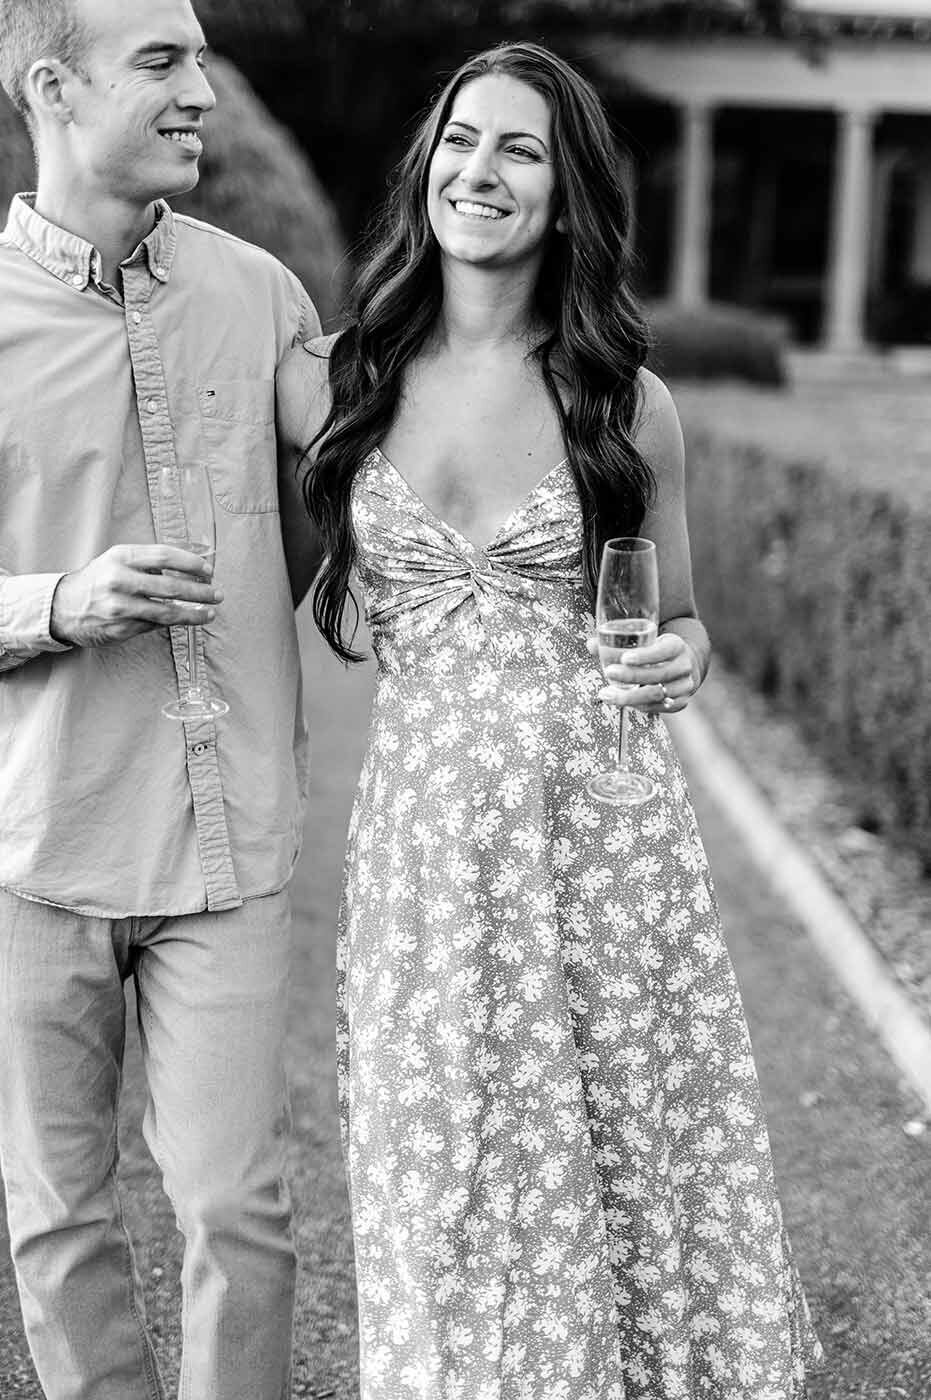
[198,379,278,514]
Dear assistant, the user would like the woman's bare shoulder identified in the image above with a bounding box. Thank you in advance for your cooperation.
[634,367,684,471]
[635,367,680,432]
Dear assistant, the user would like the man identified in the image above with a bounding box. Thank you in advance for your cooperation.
[0,1,321,1396]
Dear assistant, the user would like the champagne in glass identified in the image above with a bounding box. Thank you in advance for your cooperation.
[586,537,659,806]
[155,461,229,721]
[597,617,658,669]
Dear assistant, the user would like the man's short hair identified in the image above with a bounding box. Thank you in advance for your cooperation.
[0,0,89,127]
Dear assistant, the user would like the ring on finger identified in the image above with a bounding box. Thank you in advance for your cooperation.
[658,682,675,711]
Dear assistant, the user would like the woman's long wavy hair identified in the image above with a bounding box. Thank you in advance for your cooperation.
[305,41,654,662]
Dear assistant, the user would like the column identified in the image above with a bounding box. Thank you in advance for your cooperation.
[672,101,714,308]
[824,107,876,352]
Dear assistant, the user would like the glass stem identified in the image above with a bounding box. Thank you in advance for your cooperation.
[616,706,629,770]
[186,625,204,699]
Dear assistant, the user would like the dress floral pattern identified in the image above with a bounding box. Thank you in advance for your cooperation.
[337,448,822,1400]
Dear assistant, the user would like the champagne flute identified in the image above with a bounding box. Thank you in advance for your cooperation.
[155,461,229,721]
[586,536,659,806]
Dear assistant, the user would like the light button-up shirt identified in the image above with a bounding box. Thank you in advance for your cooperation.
[0,194,319,916]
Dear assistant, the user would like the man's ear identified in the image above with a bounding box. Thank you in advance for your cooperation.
[24,58,77,128]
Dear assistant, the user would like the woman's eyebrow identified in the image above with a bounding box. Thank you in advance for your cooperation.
[445,119,549,151]
[501,130,548,150]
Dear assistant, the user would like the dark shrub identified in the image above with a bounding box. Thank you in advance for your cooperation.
[0,95,37,197]
[647,300,788,386]
[174,58,346,323]
[683,412,931,865]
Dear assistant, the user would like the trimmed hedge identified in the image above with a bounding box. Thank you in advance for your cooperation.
[0,56,346,322]
[173,58,346,322]
[0,95,37,195]
[678,389,931,866]
[647,301,788,386]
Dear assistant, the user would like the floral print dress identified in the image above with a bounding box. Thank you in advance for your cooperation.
[337,448,822,1400]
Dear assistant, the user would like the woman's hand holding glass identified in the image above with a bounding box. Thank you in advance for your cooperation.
[588,628,699,715]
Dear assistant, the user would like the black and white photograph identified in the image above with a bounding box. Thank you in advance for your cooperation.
[0,0,929,1398]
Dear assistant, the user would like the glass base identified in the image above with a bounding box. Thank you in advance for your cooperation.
[585,767,657,807]
[162,695,229,720]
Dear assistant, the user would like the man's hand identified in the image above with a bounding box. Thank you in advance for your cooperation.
[50,545,223,648]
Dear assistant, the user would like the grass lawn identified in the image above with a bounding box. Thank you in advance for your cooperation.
[674,376,931,510]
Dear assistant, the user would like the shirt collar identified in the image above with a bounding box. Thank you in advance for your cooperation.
[2,193,177,291]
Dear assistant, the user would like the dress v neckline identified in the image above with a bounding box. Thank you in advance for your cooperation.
[374,447,569,556]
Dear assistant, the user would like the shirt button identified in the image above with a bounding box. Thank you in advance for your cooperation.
[132,311,143,325]
[145,398,159,414]
[155,265,167,278]
[70,274,83,287]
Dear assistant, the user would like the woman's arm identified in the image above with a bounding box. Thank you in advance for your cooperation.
[598,368,710,713]
[638,368,710,688]
[275,336,336,608]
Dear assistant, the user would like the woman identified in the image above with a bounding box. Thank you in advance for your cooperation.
[278,41,822,1400]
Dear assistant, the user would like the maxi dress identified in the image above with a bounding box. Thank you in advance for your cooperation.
[337,447,823,1400]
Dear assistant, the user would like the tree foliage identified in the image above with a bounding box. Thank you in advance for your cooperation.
[208,0,778,36]
[174,58,346,321]
[0,98,38,196]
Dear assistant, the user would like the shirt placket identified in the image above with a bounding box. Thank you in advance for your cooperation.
[122,259,242,912]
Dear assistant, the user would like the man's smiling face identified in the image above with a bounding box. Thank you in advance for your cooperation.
[61,0,216,206]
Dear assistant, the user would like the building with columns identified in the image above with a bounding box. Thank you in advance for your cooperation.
[584,0,931,349]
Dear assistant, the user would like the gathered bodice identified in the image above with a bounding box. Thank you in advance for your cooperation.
[352,448,588,677]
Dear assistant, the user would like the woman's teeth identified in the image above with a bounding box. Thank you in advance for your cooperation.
[454,201,505,219]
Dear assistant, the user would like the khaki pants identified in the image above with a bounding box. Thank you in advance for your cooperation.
[0,886,296,1400]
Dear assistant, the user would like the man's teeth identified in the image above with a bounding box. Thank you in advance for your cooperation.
[161,131,200,145]
[454,201,504,219]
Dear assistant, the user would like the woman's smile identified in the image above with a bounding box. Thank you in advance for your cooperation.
[449,199,509,221]
[428,73,557,269]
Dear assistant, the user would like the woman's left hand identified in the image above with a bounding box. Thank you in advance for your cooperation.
[587,630,699,714]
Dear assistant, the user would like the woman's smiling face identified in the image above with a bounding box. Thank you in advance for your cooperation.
[427,73,560,273]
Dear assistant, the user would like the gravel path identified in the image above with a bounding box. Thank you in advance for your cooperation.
[1,611,929,1396]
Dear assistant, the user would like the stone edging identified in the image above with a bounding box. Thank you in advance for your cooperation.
[668,705,931,1118]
